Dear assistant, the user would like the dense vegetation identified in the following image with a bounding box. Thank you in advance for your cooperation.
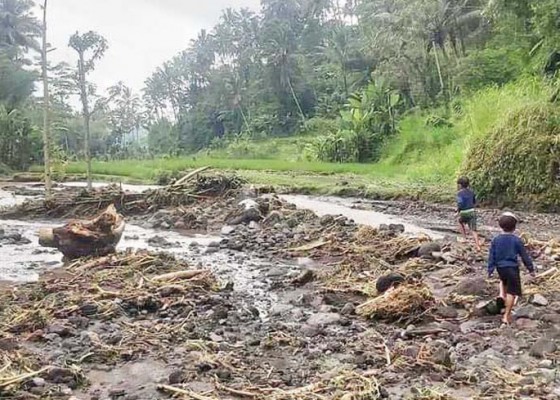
[2,0,560,206]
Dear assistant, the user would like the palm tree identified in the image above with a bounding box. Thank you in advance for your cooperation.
[0,0,41,61]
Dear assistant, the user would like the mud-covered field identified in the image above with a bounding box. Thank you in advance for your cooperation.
[0,178,559,400]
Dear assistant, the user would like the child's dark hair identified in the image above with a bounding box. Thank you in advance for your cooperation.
[457,176,470,188]
[499,215,517,233]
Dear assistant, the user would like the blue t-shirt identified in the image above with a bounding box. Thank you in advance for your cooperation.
[457,188,476,211]
[488,233,534,275]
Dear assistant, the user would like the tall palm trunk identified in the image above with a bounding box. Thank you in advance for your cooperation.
[287,76,305,123]
[77,51,92,190]
[41,0,52,198]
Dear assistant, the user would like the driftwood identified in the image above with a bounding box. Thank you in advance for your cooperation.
[38,204,125,260]
[151,270,206,282]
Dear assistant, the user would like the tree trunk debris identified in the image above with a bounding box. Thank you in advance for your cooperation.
[38,204,125,259]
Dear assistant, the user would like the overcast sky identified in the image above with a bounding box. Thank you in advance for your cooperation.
[40,0,261,95]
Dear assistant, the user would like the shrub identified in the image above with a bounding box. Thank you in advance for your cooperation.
[454,47,526,92]
[461,103,560,210]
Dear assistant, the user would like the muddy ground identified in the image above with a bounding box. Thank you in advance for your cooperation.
[0,180,559,400]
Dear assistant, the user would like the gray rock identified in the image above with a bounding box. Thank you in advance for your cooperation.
[47,324,75,338]
[518,376,535,386]
[221,226,236,235]
[418,242,442,258]
[435,306,459,319]
[542,314,560,324]
[508,364,523,373]
[306,312,342,327]
[530,338,557,358]
[515,305,539,320]
[248,221,261,230]
[531,294,549,307]
[291,270,314,287]
[516,318,539,330]
[535,368,557,384]
[453,277,489,297]
[46,367,75,384]
[270,304,294,317]
[30,378,46,387]
[539,359,554,369]
[341,303,356,316]
[300,324,320,337]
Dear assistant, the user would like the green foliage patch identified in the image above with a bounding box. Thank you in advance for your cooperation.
[461,103,560,210]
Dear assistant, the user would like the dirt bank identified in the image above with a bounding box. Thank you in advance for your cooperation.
[0,178,559,400]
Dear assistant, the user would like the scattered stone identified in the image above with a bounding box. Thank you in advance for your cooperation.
[453,277,489,297]
[291,270,314,287]
[518,376,535,386]
[435,306,459,319]
[109,388,126,398]
[535,368,557,384]
[341,303,356,316]
[508,364,522,374]
[47,324,75,338]
[300,324,320,337]
[515,305,539,320]
[46,367,76,384]
[516,318,539,330]
[530,338,557,358]
[531,294,549,307]
[30,377,46,387]
[168,370,185,385]
[375,273,404,294]
[221,226,236,235]
[539,359,554,369]
[174,221,187,230]
[306,313,342,327]
[147,235,174,248]
[417,242,442,258]
[542,314,560,324]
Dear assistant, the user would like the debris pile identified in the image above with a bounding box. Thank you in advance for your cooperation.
[356,283,435,322]
[1,170,245,219]
[160,370,385,400]
[0,250,216,397]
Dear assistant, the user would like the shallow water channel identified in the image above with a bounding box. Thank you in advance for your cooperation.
[0,182,440,320]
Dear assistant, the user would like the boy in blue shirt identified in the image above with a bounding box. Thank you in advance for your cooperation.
[488,212,536,325]
[456,177,481,250]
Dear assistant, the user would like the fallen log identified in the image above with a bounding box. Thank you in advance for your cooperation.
[38,204,125,260]
[151,270,206,282]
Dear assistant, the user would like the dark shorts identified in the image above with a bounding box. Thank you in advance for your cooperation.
[497,267,522,297]
[459,210,477,231]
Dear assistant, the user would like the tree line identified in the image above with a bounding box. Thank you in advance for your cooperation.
[1,0,559,176]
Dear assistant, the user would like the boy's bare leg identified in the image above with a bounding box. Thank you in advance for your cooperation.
[458,220,467,237]
[472,231,482,251]
[503,294,515,324]
[499,282,505,299]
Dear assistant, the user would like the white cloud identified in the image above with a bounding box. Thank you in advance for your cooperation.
[42,0,260,95]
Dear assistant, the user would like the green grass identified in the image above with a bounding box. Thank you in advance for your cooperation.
[39,77,548,204]
[64,157,421,181]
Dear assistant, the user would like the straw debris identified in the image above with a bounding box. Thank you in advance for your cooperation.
[356,283,435,322]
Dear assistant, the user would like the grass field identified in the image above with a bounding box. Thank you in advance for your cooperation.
[35,77,546,204]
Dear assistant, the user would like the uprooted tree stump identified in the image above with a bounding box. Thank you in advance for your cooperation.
[38,204,125,260]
